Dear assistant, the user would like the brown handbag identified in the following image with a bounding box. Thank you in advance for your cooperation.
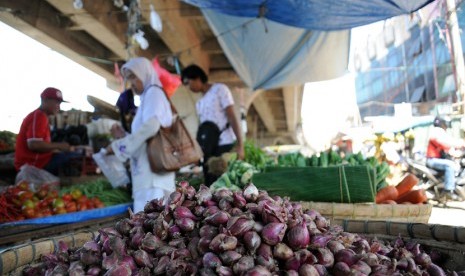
[146,87,203,173]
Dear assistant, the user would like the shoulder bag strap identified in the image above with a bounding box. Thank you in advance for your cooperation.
[146,84,197,146]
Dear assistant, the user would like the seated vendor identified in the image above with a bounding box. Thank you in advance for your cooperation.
[14,87,85,176]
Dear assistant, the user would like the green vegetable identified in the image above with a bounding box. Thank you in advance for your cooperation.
[60,178,131,206]
[310,155,319,167]
[319,152,328,167]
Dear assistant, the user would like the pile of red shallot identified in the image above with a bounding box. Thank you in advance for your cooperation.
[23,182,461,276]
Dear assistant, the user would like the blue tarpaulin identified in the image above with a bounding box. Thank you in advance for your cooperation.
[0,203,131,226]
[181,0,434,89]
[202,10,350,89]
[183,0,435,31]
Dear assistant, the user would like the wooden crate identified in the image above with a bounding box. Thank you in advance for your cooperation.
[301,201,432,223]
[334,219,465,271]
[0,231,96,275]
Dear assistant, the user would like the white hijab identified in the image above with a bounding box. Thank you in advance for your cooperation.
[121,57,172,131]
[121,57,162,90]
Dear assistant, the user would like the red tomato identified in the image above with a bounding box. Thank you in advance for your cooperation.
[65,201,77,213]
[47,190,59,199]
[77,195,88,204]
[22,207,35,219]
[36,188,49,199]
[53,207,67,215]
[77,203,88,211]
[18,191,34,202]
[62,194,73,202]
[42,209,53,217]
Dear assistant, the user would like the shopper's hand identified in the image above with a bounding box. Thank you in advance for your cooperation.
[105,145,114,155]
[236,146,245,160]
[111,123,126,139]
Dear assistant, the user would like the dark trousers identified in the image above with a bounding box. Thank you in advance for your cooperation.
[203,144,234,186]
[43,151,83,176]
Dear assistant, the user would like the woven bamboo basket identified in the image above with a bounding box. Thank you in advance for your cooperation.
[301,201,433,223]
[0,230,97,275]
[334,219,465,271]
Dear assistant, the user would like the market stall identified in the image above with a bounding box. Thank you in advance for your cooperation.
[0,182,462,275]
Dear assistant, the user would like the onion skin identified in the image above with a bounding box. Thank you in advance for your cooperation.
[173,206,198,221]
[220,250,242,266]
[244,265,272,276]
[314,248,334,268]
[115,219,132,236]
[299,264,320,276]
[103,263,132,276]
[256,255,276,272]
[199,268,217,276]
[196,185,212,205]
[216,266,234,276]
[332,262,351,276]
[286,256,301,271]
[233,256,255,275]
[257,243,273,258]
[351,260,371,275]
[243,183,259,203]
[327,240,345,254]
[200,225,219,239]
[261,223,287,246]
[154,256,170,275]
[286,270,299,276]
[203,252,222,269]
[205,211,230,226]
[86,266,101,276]
[361,252,379,267]
[273,243,294,260]
[314,264,328,276]
[287,221,310,250]
[133,249,153,268]
[227,217,256,236]
[188,237,200,260]
[233,192,247,208]
[243,231,261,254]
[198,237,213,255]
[209,234,238,252]
[427,264,447,276]
[414,252,432,267]
[334,249,359,267]
[175,218,195,232]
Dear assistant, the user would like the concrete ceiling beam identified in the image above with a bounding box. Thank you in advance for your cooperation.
[140,0,210,71]
[46,0,128,59]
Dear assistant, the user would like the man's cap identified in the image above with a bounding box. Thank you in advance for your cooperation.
[40,87,68,103]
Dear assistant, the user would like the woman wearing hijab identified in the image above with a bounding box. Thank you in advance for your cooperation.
[106,57,174,212]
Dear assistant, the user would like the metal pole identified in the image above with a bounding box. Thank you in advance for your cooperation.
[429,23,440,100]
[445,0,465,113]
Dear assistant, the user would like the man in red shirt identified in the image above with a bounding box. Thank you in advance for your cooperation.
[426,116,465,201]
[15,87,80,175]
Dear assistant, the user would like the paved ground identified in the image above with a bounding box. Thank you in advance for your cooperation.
[428,201,465,227]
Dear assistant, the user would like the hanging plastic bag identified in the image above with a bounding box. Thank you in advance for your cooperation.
[92,149,130,188]
[15,164,60,192]
[152,58,181,98]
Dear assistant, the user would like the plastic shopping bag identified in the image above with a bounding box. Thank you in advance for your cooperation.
[15,164,60,191]
[92,149,130,188]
